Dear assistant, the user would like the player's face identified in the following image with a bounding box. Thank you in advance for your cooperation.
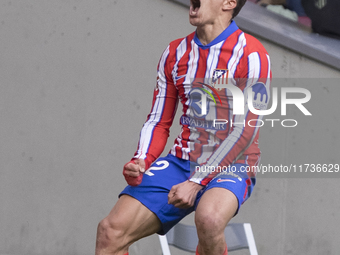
[189,0,227,27]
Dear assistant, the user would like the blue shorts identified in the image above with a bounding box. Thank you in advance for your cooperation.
[119,154,255,235]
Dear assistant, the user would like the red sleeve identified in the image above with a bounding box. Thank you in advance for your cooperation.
[132,44,178,170]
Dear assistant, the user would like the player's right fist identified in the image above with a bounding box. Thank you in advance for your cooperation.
[122,159,145,186]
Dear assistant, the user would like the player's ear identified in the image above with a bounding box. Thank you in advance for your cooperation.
[222,0,237,11]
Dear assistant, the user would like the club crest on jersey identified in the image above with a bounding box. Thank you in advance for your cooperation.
[211,69,229,90]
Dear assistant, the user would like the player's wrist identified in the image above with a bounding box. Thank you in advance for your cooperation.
[131,157,151,171]
[188,179,205,189]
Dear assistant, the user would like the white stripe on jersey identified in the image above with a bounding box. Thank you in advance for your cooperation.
[184,39,199,86]
[246,53,271,103]
[205,41,224,84]
[170,39,187,158]
[182,39,200,160]
[135,46,170,159]
[172,38,187,85]
[246,52,261,88]
[228,32,246,84]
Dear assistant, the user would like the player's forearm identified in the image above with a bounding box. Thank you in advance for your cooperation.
[133,81,178,169]
[133,127,170,170]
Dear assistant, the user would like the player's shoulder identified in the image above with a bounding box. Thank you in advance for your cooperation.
[160,32,195,64]
[241,31,269,55]
[158,32,195,71]
[167,32,195,50]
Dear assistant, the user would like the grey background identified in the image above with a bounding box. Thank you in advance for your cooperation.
[1,0,340,254]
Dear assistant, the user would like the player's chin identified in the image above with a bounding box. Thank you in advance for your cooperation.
[189,16,200,27]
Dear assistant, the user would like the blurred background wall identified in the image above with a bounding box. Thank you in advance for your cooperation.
[0,0,339,254]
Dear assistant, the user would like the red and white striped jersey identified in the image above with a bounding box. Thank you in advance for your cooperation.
[133,21,272,185]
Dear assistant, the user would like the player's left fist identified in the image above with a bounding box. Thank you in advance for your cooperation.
[168,180,203,209]
[122,158,145,186]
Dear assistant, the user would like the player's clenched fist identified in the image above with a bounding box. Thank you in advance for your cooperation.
[123,158,145,186]
[168,180,203,209]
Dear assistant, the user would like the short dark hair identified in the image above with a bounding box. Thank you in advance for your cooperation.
[232,0,247,19]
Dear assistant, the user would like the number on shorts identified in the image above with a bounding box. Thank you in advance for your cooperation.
[144,160,169,176]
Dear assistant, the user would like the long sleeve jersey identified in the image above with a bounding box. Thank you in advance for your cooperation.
[133,21,272,186]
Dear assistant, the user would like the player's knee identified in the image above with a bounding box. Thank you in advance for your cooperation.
[195,213,225,242]
[96,217,128,251]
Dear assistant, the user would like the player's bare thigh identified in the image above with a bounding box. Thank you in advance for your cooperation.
[96,194,161,255]
[194,188,238,254]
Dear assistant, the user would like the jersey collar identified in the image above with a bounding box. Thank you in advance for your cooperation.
[194,20,239,49]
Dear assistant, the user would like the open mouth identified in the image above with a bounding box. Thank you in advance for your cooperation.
[191,0,201,10]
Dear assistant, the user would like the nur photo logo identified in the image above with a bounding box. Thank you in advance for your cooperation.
[188,70,312,128]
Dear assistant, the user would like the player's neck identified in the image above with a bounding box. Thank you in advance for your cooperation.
[196,20,231,46]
